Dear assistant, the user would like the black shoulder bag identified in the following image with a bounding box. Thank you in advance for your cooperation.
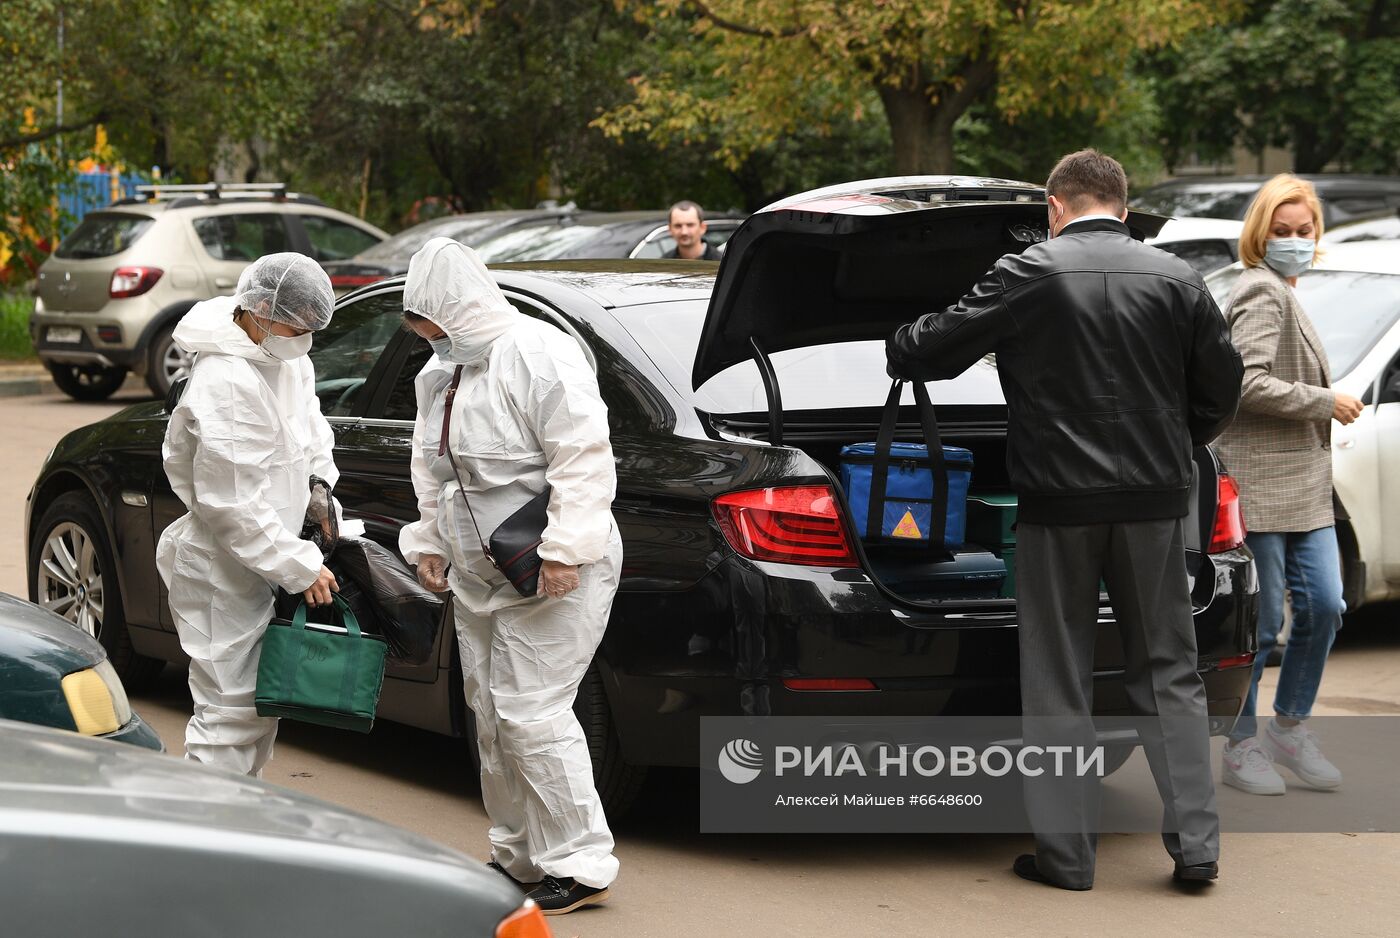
[439,365,551,597]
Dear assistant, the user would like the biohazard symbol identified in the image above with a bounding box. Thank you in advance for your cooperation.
[891,510,923,539]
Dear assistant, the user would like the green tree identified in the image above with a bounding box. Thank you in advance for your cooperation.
[599,0,1239,175]
[1152,0,1400,173]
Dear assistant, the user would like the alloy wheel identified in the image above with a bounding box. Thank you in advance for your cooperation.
[38,521,105,639]
[163,341,193,387]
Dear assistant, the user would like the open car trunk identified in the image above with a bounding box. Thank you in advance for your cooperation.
[695,177,1187,609]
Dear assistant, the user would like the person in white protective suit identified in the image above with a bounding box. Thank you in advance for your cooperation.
[157,252,357,778]
[399,237,622,916]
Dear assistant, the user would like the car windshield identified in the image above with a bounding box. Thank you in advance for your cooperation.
[358,217,501,260]
[613,302,1005,413]
[1135,188,1257,220]
[54,214,155,259]
[475,225,605,262]
[1207,268,1400,378]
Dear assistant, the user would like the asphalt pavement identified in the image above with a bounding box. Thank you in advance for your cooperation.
[2,386,1398,938]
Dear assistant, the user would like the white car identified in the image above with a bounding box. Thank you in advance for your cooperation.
[1147,217,1244,276]
[1206,242,1400,608]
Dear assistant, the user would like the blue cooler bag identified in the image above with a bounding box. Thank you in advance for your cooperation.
[839,380,972,551]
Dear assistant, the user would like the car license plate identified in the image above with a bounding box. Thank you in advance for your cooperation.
[46,327,83,344]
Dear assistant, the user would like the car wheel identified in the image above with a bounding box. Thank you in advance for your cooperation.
[146,323,192,398]
[575,663,647,818]
[46,363,128,402]
[29,492,163,690]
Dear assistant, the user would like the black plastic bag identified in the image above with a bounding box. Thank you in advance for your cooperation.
[326,537,444,666]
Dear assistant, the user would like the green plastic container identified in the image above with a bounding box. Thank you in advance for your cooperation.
[999,547,1017,598]
[967,494,1018,551]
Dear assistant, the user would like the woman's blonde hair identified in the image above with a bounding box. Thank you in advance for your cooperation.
[1238,174,1325,269]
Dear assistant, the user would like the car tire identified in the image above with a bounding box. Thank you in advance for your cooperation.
[575,663,648,819]
[145,323,191,398]
[46,363,127,402]
[29,491,163,691]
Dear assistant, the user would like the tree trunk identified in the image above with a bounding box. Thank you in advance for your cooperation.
[875,59,997,175]
[878,83,956,173]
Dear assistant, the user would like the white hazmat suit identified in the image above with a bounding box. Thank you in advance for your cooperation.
[399,238,622,889]
[157,254,351,777]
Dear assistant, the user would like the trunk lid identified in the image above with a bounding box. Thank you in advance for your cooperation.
[694,175,1167,389]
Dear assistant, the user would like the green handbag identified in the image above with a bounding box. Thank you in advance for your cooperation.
[255,595,387,733]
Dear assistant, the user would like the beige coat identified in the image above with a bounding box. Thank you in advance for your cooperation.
[1214,265,1335,533]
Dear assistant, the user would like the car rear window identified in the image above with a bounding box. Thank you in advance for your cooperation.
[1208,267,1400,378]
[54,214,155,259]
[613,302,1005,414]
[1135,188,1257,220]
[359,218,501,260]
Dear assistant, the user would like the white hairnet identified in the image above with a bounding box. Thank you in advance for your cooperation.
[233,252,335,332]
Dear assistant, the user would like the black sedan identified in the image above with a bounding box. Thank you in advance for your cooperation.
[26,177,1258,816]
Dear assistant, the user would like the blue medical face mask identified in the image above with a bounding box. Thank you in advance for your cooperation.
[1264,237,1315,278]
[428,336,454,360]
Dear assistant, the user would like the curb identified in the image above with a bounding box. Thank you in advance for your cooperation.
[0,374,54,398]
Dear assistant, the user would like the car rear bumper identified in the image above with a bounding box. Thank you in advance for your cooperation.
[31,298,162,368]
[605,551,1257,768]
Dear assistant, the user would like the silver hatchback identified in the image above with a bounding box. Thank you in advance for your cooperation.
[31,183,387,400]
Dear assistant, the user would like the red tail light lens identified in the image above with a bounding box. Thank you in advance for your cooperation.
[109,266,163,298]
[1208,474,1246,553]
[783,678,877,691]
[1215,653,1256,670]
[712,485,858,567]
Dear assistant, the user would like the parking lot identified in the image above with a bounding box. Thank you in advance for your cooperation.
[4,385,1398,938]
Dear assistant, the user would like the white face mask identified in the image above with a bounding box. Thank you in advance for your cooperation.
[251,316,313,361]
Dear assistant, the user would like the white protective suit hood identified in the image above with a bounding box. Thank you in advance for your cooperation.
[173,294,281,364]
[404,238,518,364]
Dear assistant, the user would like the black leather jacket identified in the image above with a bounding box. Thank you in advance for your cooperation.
[887,218,1243,525]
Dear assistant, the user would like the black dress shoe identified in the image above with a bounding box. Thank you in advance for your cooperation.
[1173,861,1219,883]
[525,875,610,915]
[1013,854,1092,891]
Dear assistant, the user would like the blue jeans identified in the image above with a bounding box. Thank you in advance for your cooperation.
[1229,527,1345,742]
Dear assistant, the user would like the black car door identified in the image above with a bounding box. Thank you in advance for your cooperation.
[150,289,408,628]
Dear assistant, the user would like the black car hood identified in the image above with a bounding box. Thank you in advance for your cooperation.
[693,176,1168,389]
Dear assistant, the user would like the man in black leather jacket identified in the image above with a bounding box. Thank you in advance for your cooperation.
[887,150,1243,891]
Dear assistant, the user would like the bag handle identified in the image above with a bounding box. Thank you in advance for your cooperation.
[438,365,496,565]
[868,379,950,551]
[283,595,367,717]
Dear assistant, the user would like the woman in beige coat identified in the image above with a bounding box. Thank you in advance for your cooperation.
[1214,175,1364,796]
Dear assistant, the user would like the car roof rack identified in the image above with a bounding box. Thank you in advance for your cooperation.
[113,182,325,208]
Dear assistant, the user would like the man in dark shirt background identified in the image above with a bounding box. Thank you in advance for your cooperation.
[663,200,719,260]
[886,149,1243,891]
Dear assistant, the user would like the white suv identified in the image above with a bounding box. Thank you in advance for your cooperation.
[31,183,387,400]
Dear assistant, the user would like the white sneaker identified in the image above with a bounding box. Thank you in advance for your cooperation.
[1221,737,1286,795]
[1264,720,1342,791]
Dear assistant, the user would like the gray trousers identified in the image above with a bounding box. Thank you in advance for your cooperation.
[1018,518,1220,888]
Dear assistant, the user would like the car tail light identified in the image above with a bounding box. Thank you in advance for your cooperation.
[496,903,552,938]
[109,266,163,298]
[1215,653,1255,670]
[784,678,878,691]
[329,274,385,289]
[712,485,859,567]
[1208,474,1246,553]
